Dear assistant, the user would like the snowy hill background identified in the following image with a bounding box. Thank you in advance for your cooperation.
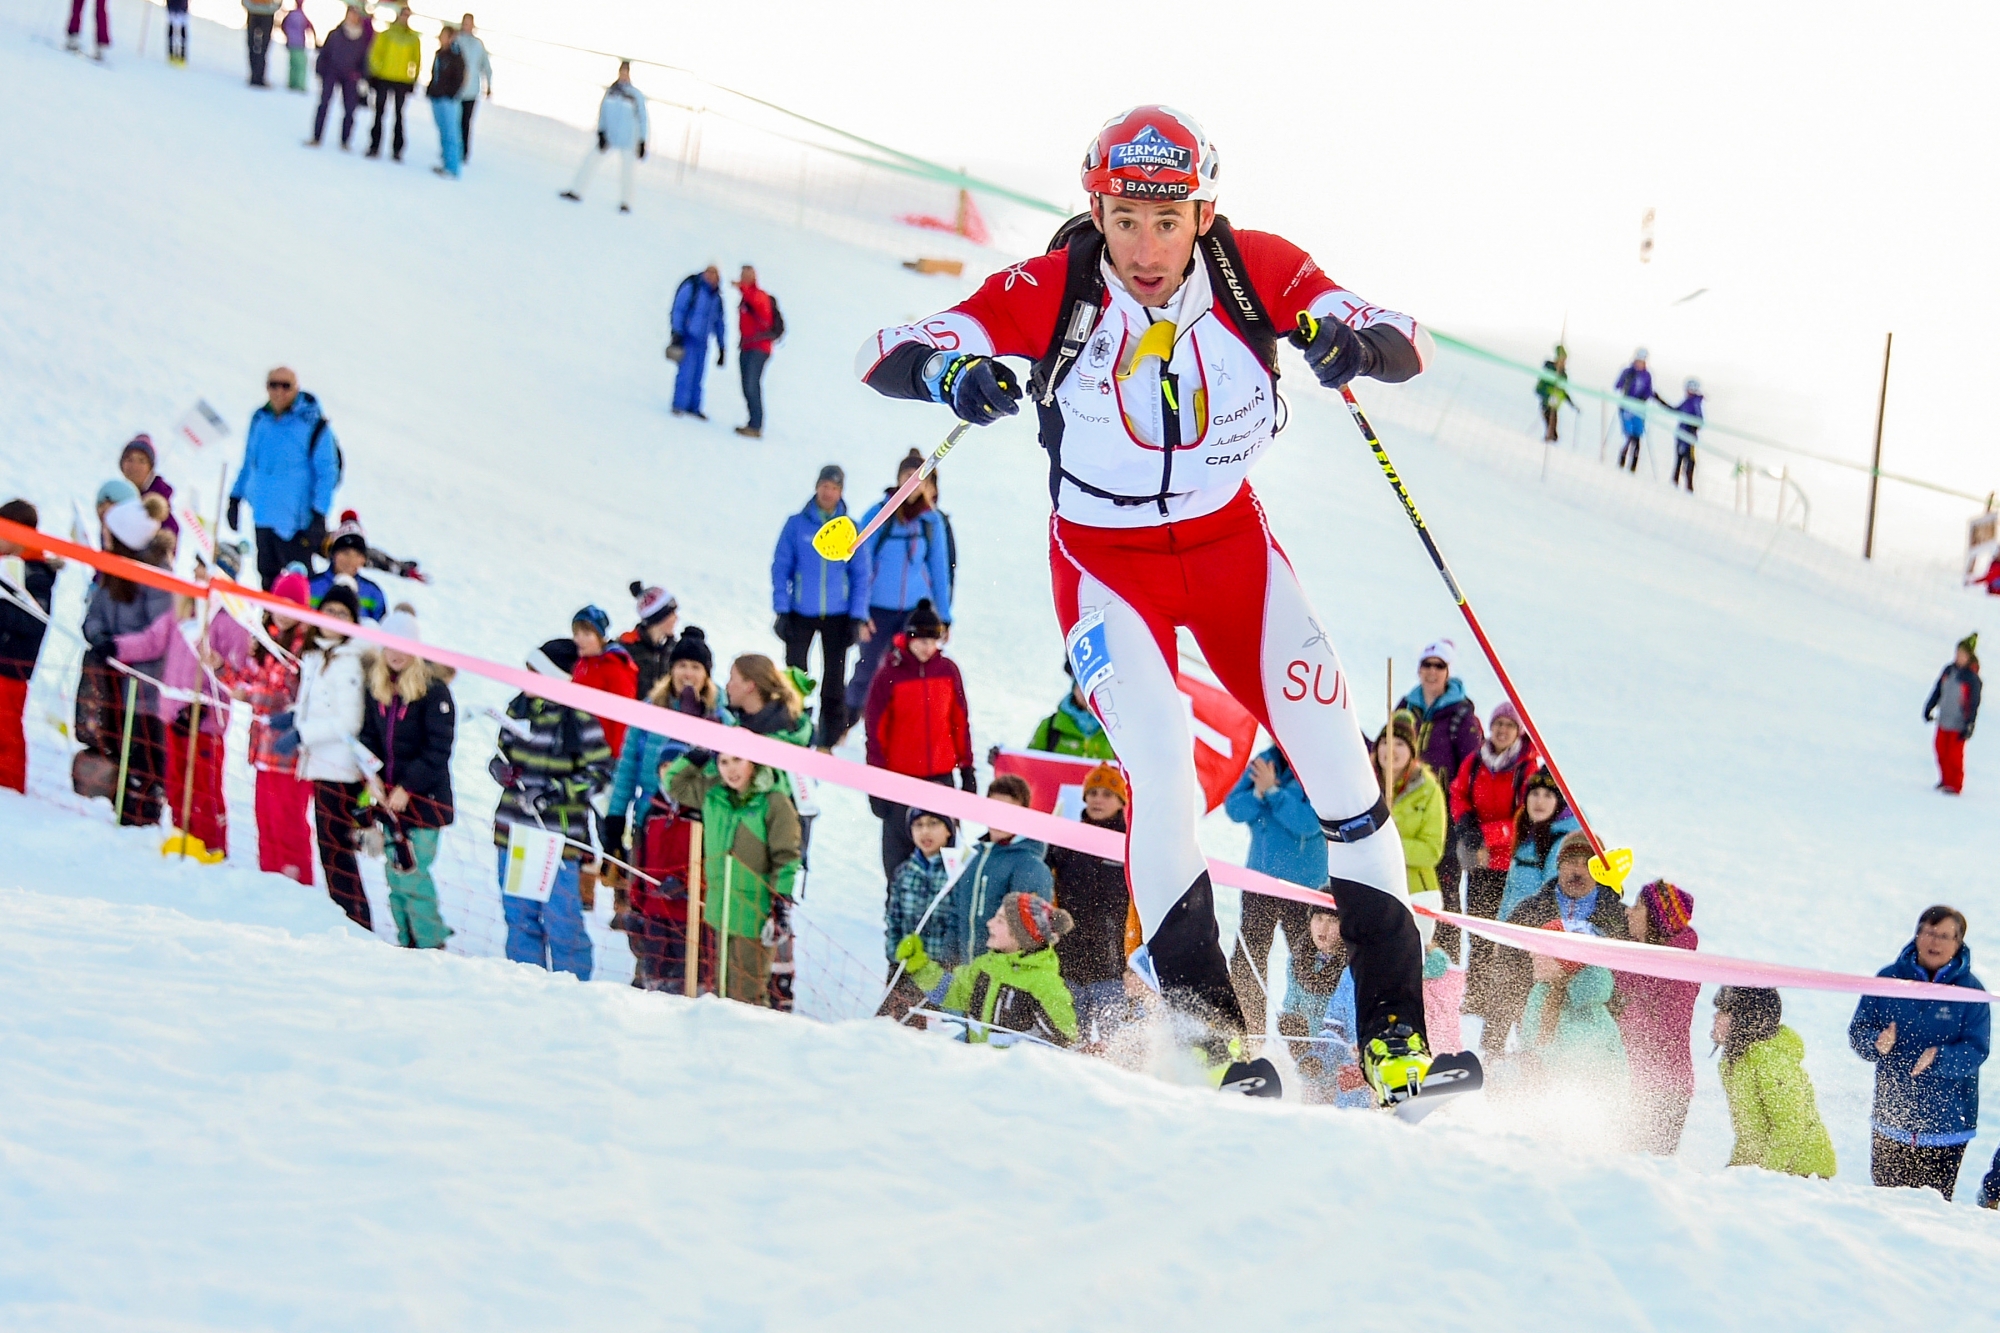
[1,2,1998,1326]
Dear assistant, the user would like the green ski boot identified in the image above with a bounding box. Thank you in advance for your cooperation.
[1362,1019,1432,1107]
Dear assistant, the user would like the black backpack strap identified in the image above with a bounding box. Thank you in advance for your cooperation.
[1198,215,1280,382]
[1030,214,1108,509]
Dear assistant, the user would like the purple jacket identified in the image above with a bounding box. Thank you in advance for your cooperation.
[114,610,253,735]
[1614,925,1700,1098]
[143,475,180,537]
[1615,364,1653,403]
[316,21,372,81]
[1401,677,1482,814]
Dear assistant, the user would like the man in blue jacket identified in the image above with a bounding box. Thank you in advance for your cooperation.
[669,265,727,420]
[842,451,955,731]
[1225,745,1326,1022]
[1849,905,1991,1199]
[771,464,871,747]
[228,367,341,590]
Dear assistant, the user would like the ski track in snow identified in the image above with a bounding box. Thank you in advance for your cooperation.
[2,2,1999,1325]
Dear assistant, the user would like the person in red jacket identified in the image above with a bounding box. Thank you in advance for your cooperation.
[569,605,639,756]
[733,265,782,439]
[1449,700,1538,1014]
[864,597,973,880]
[855,105,1433,1100]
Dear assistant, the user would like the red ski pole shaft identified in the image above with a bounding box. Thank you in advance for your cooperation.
[846,423,970,551]
[1337,383,1609,867]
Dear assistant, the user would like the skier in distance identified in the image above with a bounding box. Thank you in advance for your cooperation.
[855,106,1437,1102]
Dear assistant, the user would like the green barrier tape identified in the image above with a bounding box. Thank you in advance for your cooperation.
[1430,331,1989,503]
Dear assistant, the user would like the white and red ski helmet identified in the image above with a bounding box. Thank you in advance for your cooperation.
[1080,105,1220,204]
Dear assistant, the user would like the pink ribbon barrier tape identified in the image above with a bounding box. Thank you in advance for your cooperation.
[5,515,1978,1008]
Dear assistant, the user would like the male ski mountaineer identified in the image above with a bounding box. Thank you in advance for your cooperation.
[855,107,1435,1103]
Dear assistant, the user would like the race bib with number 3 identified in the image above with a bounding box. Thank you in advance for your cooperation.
[1065,609,1115,698]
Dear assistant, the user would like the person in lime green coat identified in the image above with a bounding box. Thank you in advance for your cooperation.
[896,892,1079,1047]
[1028,668,1116,760]
[1715,987,1837,1178]
[666,750,801,1006]
[1376,710,1447,898]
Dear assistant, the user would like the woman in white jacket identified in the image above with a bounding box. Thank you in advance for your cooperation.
[290,584,374,930]
[558,60,648,213]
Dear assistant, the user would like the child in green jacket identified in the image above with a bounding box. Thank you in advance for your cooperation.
[1714,987,1837,1178]
[895,892,1079,1048]
[666,749,801,1006]
[1518,927,1630,1097]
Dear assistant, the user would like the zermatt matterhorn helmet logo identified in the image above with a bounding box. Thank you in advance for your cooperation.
[1108,125,1192,178]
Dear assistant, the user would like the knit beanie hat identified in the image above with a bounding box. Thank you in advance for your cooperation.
[316,582,362,624]
[1640,879,1694,936]
[1554,830,1595,868]
[379,608,421,643]
[1418,638,1456,668]
[1379,708,1421,755]
[816,464,845,488]
[269,570,311,607]
[905,598,944,639]
[1489,699,1520,730]
[95,477,140,508]
[529,637,579,679]
[1001,892,1073,953]
[905,806,958,847]
[1082,762,1128,803]
[629,580,678,628]
[1524,771,1562,802]
[1958,632,1980,666]
[321,509,364,557]
[667,625,713,673]
[120,433,157,466]
[571,604,610,638]
[102,497,160,551]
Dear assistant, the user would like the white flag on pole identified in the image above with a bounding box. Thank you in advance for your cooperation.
[175,400,231,453]
[503,823,564,902]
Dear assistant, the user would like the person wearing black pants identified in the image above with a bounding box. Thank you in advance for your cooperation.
[1230,894,1309,1029]
[244,1,279,85]
[312,780,372,929]
[254,526,316,590]
[779,614,854,746]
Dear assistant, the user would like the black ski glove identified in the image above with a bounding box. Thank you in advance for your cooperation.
[928,353,1021,425]
[597,130,607,151]
[637,140,647,160]
[716,346,726,368]
[773,612,796,641]
[959,765,978,792]
[226,496,242,532]
[603,815,627,857]
[305,511,328,557]
[1290,313,1375,390]
[683,747,716,770]
[86,628,118,657]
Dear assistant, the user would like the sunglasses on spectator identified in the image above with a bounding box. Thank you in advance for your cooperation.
[268,379,295,390]
[1420,658,1447,670]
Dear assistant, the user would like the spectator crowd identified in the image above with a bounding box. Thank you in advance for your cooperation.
[3,373,1992,1206]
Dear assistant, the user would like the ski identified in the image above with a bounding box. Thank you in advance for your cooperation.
[1218,1056,1282,1099]
[1389,1051,1484,1124]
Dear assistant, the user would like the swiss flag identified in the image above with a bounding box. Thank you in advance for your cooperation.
[1178,673,1259,813]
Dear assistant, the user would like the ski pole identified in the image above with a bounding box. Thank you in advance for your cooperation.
[1300,316,1631,889]
[877,865,962,1016]
[114,675,137,824]
[812,423,970,562]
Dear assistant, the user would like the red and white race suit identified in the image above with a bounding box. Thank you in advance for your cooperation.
[857,226,1432,1040]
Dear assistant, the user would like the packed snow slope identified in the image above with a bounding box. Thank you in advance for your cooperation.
[2,6,1998,1326]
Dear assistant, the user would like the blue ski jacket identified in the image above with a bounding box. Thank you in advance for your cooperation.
[1500,811,1581,924]
[1223,746,1327,888]
[1280,957,1373,1109]
[771,497,873,620]
[857,500,952,620]
[308,568,386,623]
[1848,940,1990,1146]
[671,275,727,359]
[231,391,340,540]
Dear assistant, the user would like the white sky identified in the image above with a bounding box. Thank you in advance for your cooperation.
[237,0,2000,559]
